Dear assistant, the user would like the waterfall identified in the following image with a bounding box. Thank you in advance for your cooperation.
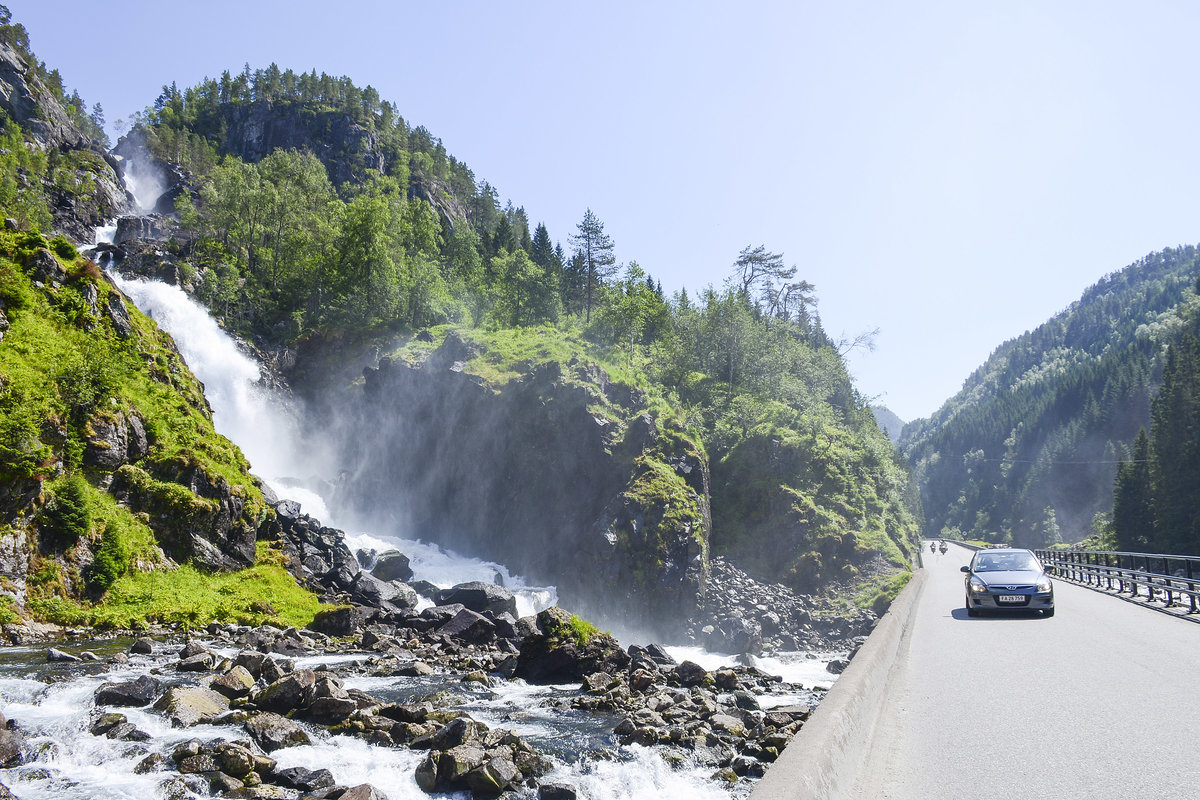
[106,272,559,615]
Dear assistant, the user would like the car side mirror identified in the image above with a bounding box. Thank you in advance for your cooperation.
[960,565,971,573]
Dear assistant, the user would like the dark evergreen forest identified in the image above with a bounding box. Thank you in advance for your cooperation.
[902,247,1200,552]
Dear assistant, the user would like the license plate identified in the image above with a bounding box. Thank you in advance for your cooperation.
[998,595,1025,603]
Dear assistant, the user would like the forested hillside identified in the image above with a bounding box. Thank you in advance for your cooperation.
[902,247,1200,547]
[112,65,919,598]
[1111,299,1200,555]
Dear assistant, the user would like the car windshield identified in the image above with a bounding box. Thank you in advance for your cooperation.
[973,552,1040,572]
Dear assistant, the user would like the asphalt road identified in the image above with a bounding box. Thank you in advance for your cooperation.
[852,541,1200,799]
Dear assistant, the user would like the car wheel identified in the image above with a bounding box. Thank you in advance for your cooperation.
[1044,607,1055,618]
[966,596,978,617]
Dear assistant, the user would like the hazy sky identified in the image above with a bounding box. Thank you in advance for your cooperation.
[14,1,1200,420]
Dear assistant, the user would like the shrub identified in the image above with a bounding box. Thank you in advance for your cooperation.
[39,474,91,548]
[86,522,129,595]
[47,235,76,261]
[0,595,17,626]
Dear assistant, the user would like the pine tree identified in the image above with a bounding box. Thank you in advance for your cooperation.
[570,208,616,322]
[1149,335,1200,554]
[1112,428,1153,550]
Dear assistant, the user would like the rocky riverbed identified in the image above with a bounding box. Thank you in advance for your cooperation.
[0,503,875,800]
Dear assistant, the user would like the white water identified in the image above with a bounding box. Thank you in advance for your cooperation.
[116,152,167,215]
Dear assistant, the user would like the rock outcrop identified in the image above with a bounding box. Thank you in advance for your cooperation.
[0,41,132,238]
[313,333,710,638]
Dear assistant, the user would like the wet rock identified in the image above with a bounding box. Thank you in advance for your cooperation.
[210,665,257,699]
[539,783,579,800]
[134,752,169,773]
[89,712,127,735]
[180,640,213,659]
[177,753,220,773]
[95,675,162,706]
[271,766,335,792]
[308,606,363,637]
[204,771,245,793]
[673,660,709,687]
[0,714,26,767]
[340,785,390,800]
[47,647,80,663]
[435,581,517,617]
[153,686,230,727]
[130,637,155,655]
[244,712,312,752]
[371,550,413,583]
[106,722,152,741]
[214,742,257,778]
[515,607,630,684]
[435,608,495,644]
[252,669,316,714]
[466,754,521,794]
[708,616,763,656]
[177,652,219,672]
[224,787,290,799]
[351,571,418,613]
[826,658,850,675]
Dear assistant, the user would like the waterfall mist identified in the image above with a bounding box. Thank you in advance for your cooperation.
[118,150,168,215]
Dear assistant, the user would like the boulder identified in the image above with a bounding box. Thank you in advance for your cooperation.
[271,766,335,792]
[82,412,128,471]
[95,675,162,706]
[466,755,522,794]
[673,660,709,687]
[435,581,517,617]
[210,665,257,699]
[371,550,413,583]
[177,652,218,672]
[435,608,495,644]
[253,669,316,714]
[708,616,763,656]
[308,605,363,637]
[47,647,80,663]
[340,785,389,800]
[153,686,230,727]
[0,713,26,768]
[515,607,630,684]
[244,712,312,752]
[129,637,155,655]
[351,571,418,613]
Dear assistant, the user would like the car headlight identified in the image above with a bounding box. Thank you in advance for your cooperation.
[1036,577,1052,593]
[969,577,989,594]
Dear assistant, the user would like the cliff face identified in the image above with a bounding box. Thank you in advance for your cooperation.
[308,331,710,637]
[0,41,131,239]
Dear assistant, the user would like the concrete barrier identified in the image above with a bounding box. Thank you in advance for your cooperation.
[749,567,928,800]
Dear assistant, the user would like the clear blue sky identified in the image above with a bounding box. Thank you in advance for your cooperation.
[14,1,1200,421]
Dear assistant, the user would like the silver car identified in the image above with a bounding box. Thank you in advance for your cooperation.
[961,548,1055,617]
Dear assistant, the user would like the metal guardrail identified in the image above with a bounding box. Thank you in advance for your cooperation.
[1035,549,1200,614]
